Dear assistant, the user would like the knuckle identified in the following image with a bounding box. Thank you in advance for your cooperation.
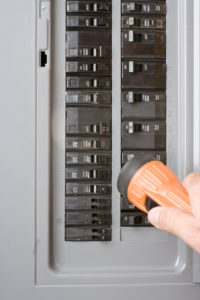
[183,172,200,189]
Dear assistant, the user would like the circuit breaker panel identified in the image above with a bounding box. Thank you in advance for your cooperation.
[65,0,167,241]
[65,1,112,241]
[120,0,166,227]
[3,0,200,298]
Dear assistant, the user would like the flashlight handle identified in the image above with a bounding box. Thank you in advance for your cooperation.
[127,161,192,215]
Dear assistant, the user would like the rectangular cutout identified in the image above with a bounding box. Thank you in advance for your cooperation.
[40,50,47,67]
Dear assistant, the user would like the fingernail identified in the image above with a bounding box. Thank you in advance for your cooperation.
[148,207,162,226]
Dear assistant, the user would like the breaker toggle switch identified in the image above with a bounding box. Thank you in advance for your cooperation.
[124,31,164,44]
[121,212,149,226]
[91,46,105,58]
[126,61,154,73]
[89,184,110,194]
[66,76,111,89]
[122,16,166,29]
[90,154,110,164]
[125,91,165,104]
[88,169,108,180]
[66,137,111,150]
[122,30,166,58]
[65,211,112,226]
[126,92,142,103]
[126,122,142,133]
[124,121,164,134]
[122,2,166,15]
[66,107,111,135]
[66,1,111,13]
[87,123,110,134]
[66,31,111,59]
[66,183,111,195]
[65,167,111,180]
[125,61,152,73]
[66,152,111,165]
[66,16,111,28]
[67,46,109,58]
[65,227,112,241]
[127,31,142,43]
[122,61,166,89]
[66,61,111,74]
[121,121,166,149]
[66,91,111,105]
[121,151,166,165]
[122,2,141,12]
[65,196,111,210]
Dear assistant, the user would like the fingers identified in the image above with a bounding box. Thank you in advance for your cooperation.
[183,173,200,219]
[148,206,200,254]
[147,172,200,253]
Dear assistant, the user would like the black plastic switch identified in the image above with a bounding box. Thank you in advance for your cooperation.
[65,227,112,241]
[122,61,166,89]
[66,151,111,165]
[122,91,166,118]
[65,211,112,226]
[66,1,111,13]
[65,196,111,210]
[121,2,166,15]
[122,16,166,29]
[66,16,111,28]
[122,30,166,59]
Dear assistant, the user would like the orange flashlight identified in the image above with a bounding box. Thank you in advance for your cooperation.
[117,158,192,215]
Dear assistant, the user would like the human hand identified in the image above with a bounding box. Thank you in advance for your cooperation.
[148,172,200,254]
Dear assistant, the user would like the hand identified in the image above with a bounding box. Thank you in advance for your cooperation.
[148,173,200,254]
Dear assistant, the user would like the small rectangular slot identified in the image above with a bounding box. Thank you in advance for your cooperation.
[40,51,47,67]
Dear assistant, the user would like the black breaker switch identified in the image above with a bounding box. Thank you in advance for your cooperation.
[67,1,111,13]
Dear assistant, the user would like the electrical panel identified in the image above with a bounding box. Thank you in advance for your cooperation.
[2,0,200,298]
[65,0,167,240]
[65,0,112,241]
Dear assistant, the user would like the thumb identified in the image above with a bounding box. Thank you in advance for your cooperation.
[148,207,200,253]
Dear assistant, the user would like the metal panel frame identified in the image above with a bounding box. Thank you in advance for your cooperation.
[1,0,200,299]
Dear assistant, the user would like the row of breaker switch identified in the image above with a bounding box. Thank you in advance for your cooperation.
[65,211,149,227]
[66,151,166,165]
[66,61,166,89]
[66,1,166,14]
[65,15,166,29]
[65,132,165,150]
[65,115,166,150]
[120,0,167,226]
[66,107,166,127]
[66,30,166,59]
[65,209,151,241]
[66,91,166,118]
[65,0,112,241]
[66,62,166,89]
